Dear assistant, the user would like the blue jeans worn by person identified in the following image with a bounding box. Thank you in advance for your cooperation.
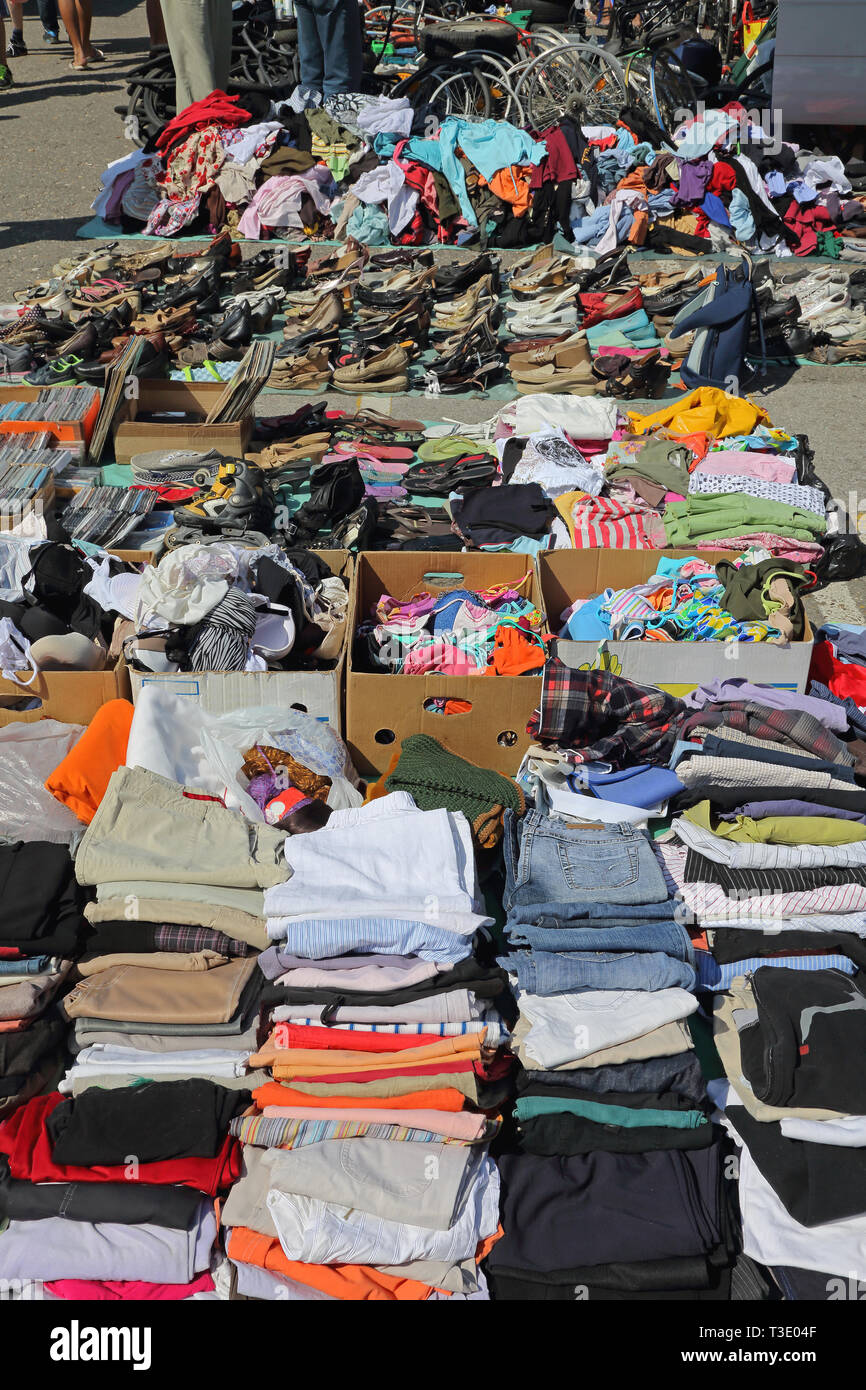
[504,809,669,917]
[295,0,362,97]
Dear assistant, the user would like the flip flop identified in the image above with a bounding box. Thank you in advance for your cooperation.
[334,441,414,462]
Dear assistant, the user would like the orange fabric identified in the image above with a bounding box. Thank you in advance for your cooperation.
[250,1033,481,1071]
[364,750,400,804]
[486,164,533,216]
[485,624,546,677]
[226,1227,435,1301]
[252,1082,466,1112]
[628,208,649,246]
[45,699,134,825]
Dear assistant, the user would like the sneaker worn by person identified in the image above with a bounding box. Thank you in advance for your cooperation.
[173,459,276,537]
[7,32,26,56]
[0,62,12,87]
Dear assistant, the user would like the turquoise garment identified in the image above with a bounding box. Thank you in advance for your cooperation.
[347,203,390,245]
[515,1095,708,1129]
[564,595,612,641]
[477,537,552,558]
[404,118,547,227]
[728,188,756,242]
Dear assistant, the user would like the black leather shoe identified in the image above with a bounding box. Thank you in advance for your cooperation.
[74,341,169,385]
[433,253,500,298]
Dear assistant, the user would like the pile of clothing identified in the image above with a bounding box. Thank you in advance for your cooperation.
[224,790,511,1300]
[559,554,812,645]
[94,94,866,262]
[124,541,347,675]
[355,576,546,676]
[486,387,837,566]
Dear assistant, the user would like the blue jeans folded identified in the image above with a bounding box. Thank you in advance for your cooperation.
[504,809,669,917]
[507,919,693,961]
[502,948,696,995]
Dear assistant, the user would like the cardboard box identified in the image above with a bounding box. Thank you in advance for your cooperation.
[0,657,131,728]
[538,549,814,696]
[113,380,253,465]
[347,552,545,779]
[0,382,100,448]
[127,550,353,727]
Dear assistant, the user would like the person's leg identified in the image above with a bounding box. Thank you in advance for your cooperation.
[57,0,86,63]
[161,0,232,111]
[7,1,24,52]
[36,0,60,38]
[294,0,326,93]
[145,0,167,46]
[76,0,97,58]
[313,0,362,97]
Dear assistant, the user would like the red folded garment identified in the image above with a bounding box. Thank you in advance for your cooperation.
[276,1024,452,1053]
[0,1093,241,1192]
[45,1273,215,1301]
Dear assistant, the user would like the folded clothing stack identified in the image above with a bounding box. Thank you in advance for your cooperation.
[0,1081,245,1299]
[221,791,512,1300]
[488,802,736,1300]
[655,670,866,1295]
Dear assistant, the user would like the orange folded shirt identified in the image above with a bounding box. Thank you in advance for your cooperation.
[45,698,134,825]
[252,1082,466,1112]
[226,1228,435,1301]
[250,1033,481,1071]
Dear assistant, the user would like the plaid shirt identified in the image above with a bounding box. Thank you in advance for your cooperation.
[679,701,853,766]
[152,924,255,957]
[527,658,685,767]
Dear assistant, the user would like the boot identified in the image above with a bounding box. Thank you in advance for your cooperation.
[172,459,276,537]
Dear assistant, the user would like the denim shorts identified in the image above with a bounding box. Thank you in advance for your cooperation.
[504,809,669,915]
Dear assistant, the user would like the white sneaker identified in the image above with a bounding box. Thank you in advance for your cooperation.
[798,288,851,322]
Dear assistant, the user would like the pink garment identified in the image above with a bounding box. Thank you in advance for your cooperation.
[104,170,135,221]
[402,642,486,675]
[237,167,334,238]
[693,451,797,484]
[45,1273,215,1301]
[260,1106,486,1140]
[687,533,824,562]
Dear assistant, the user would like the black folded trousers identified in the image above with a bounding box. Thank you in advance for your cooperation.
[46,1079,249,1166]
[0,842,84,955]
[0,1158,202,1229]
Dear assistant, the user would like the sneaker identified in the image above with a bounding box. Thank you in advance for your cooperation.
[6,35,26,57]
[43,28,60,43]
[0,62,13,87]
[173,459,275,535]
[24,354,83,386]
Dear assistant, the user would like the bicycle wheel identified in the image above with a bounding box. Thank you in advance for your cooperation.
[427,67,492,119]
[518,41,627,128]
[650,46,698,136]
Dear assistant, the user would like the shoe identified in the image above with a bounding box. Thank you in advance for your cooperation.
[579,285,644,328]
[511,344,597,393]
[0,342,33,373]
[165,232,239,276]
[7,35,26,57]
[258,432,332,470]
[509,255,583,298]
[75,337,168,385]
[810,338,866,363]
[355,265,436,310]
[332,345,409,393]
[425,339,502,394]
[509,335,591,373]
[306,239,370,282]
[43,28,59,43]
[350,298,431,352]
[433,253,500,298]
[268,347,331,392]
[282,291,343,336]
[173,458,276,535]
[0,62,12,87]
[24,354,83,386]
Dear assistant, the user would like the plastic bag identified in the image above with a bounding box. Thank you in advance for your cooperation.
[0,719,85,845]
[126,686,362,821]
